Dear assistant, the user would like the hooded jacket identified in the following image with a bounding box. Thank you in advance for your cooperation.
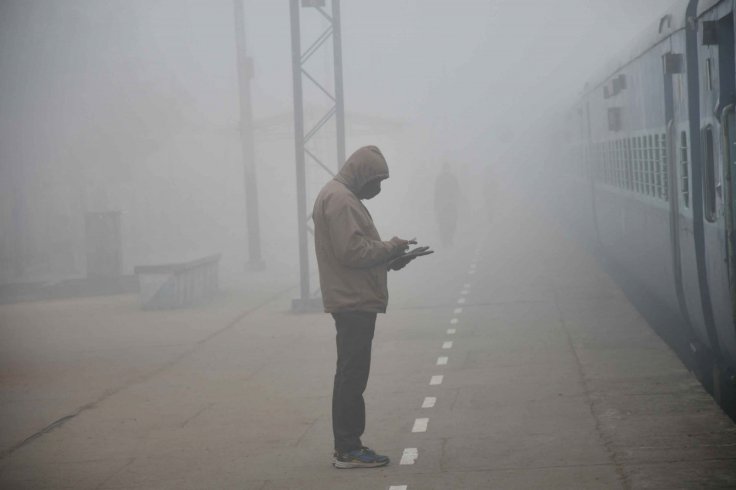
[313,146,404,313]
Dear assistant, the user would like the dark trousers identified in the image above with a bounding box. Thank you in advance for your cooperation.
[331,311,377,453]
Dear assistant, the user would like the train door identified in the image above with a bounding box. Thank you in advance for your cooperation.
[698,6,736,374]
[663,43,697,345]
[723,104,736,320]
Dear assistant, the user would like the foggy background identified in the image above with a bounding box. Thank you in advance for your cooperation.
[0,0,676,291]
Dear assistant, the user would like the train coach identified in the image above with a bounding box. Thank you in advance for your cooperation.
[562,0,736,417]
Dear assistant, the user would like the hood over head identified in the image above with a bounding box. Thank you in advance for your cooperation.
[335,146,389,194]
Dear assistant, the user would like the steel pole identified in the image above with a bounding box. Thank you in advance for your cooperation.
[290,0,310,302]
[332,0,346,169]
[233,0,264,269]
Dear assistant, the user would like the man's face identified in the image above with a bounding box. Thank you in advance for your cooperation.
[359,179,382,200]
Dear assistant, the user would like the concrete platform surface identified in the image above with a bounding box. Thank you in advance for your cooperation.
[1,197,735,489]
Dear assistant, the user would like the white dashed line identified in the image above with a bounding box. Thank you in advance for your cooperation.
[430,375,444,385]
[469,270,476,275]
[412,418,429,433]
[450,318,459,324]
[389,486,408,490]
[447,328,456,335]
[454,308,463,314]
[457,298,466,304]
[461,290,469,295]
[422,396,436,408]
[464,283,471,288]
[442,341,453,349]
[400,448,418,465]
[437,356,448,365]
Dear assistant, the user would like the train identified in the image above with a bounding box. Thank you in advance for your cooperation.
[560,0,736,418]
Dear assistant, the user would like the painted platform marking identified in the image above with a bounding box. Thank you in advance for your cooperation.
[389,486,408,490]
[400,448,418,465]
[437,356,448,365]
[454,307,463,314]
[469,270,476,275]
[457,298,466,304]
[464,283,471,288]
[430,375,444,385]
[450,318,459,324]
[412,418,429,433]
[442,341,453,349]
[461,290,469,295]
[447,328,456,335]
[422,397,436,408]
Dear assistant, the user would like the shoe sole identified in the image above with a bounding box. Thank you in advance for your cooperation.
[333,459,389,469]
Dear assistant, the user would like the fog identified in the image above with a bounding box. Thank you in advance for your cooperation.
[0,0,675,291]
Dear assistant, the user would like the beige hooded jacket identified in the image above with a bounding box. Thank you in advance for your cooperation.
[313,146,404,313]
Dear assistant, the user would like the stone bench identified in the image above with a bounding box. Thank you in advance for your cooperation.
[134,254,220,310]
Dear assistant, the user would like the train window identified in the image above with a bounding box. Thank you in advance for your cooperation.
[703,126,717,222]
[647,135,654,196]
[652,134,659,197]
[632,138,639,193]
[625,138,633,190]
[635,136,643,194]
[661,133,669,201]
[680,131,689,208]
[706,58,714,91]
[642,135,649,195]
[654,134,662,198]
[615,140,620,186]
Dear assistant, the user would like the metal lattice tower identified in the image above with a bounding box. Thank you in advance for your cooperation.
[289,0,346,312]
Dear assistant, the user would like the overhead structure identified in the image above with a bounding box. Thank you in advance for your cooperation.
[233,0,264,270]
[289,0,346,312]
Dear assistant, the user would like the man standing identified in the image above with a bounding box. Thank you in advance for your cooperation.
[313,146,417,468]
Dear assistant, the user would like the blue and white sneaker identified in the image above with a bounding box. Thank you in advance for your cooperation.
[333,447,390,469]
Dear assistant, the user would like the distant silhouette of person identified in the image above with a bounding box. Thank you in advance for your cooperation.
[434,163,460,246]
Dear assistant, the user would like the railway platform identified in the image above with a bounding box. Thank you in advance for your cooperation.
[1,197,735,489]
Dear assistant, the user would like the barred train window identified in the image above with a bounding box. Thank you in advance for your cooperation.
[703,126,717,222]
[648,134,655,197]
[661,133,668,201]
[643,135,649,195]
[633,137,640,193]
[654,134,662,198]
[680,131,689,207]
[626,138,633,190]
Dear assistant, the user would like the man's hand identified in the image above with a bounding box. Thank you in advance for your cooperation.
[388,254,416,271]
[391,236,417,253]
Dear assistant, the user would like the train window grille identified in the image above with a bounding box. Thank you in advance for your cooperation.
[601,142,607,184]
[661,133,669,201]
[609,141,614,185]
[634,136,644,194]
[619,139,627,189]
[648,134,656,197]
[602,142,608,183]
[703,126,717,222]
[633,137,640,193]
[615,140,620,187]
[625,138,634,191]
[640,136,646,195]
[650,134,658,198]
[630,137,639,192]
[642,136,648,195]
[654,134,661,199]
[680,131,690,207]
[601,142,606,183]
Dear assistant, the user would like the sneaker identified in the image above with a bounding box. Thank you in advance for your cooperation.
[333,447,390,469]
